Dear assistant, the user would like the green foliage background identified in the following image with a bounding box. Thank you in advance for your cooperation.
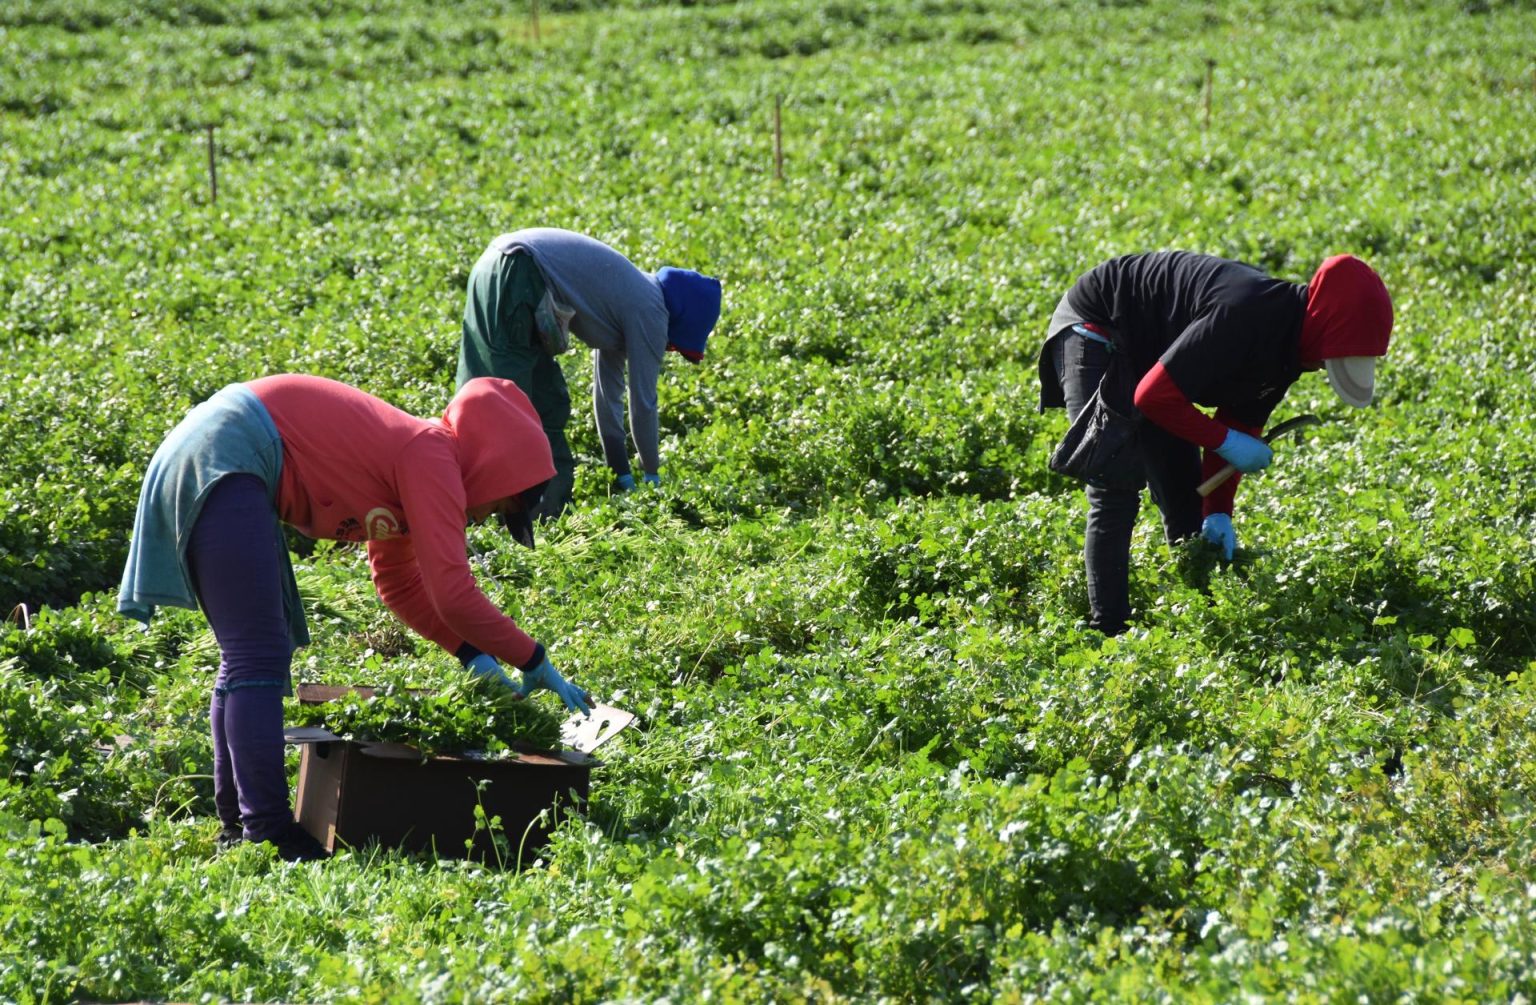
[3,0,1536,1000]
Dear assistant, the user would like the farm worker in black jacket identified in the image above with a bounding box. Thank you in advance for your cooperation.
[1039,252,1394,635]
[458,228,723,520]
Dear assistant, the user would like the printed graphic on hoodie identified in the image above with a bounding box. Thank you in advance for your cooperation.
[365,507,404,540]
[331,507,407,542]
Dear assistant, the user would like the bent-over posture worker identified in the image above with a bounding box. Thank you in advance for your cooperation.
[1039,251,1394,635]
[119,375,594,860]
[458,227,723,519]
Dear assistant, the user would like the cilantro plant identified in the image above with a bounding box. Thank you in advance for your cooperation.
[3,0,1536,1001]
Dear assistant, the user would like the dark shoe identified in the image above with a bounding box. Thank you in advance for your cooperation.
[271,822,330,862]
[216,824,244,850]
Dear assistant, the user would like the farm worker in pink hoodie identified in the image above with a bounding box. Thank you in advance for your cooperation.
[119,375,593,861]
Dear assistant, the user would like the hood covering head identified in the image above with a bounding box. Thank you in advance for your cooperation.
[441,377,555,513]
[656,266,722,363]
[1299,254,1394,408]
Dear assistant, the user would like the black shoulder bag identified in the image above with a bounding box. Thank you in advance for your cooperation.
[1047,348,1144,489]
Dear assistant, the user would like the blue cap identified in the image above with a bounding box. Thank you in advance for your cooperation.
[656,266,722,359]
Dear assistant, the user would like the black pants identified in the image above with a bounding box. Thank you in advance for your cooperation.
[1049,332,1203,634]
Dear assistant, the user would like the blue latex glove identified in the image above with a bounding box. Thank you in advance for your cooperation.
[641,472,662,487]
[519,657,594,716]
[1214,429,1273,473]
[1201,513,1236,560]
[465,653,518,690]
[614,472,637,492]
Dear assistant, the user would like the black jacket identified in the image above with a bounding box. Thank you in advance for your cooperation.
[1040,251,1307,427]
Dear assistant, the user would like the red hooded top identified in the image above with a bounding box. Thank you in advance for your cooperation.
[249,374,555,667]
[1132,254,1393,515]
[1298,254,1394,364]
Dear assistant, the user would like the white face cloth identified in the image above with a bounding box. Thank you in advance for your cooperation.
[1325,356,1376,408]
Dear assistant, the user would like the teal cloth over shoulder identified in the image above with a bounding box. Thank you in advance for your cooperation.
[117,384,310,652]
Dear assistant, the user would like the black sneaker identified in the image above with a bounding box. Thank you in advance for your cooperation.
[216,824,244,850]
[271,823,330,862]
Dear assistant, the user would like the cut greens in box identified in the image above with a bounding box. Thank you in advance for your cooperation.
[285,678,564,757]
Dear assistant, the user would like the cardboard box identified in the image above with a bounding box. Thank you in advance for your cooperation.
[286,685,633,863]
[289,733,590,862]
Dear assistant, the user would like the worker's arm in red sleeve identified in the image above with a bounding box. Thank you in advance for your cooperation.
[1199,408,1264,517]
[374,441,541,669]
[367,535,462,652]
[1133,362,1229,450]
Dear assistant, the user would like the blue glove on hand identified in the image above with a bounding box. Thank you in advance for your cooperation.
[1214,429,1273,473]
[614,472,636,492]
[519,657,595,716]
[641,472,661,487]
[465,653,518,689]
[1201,513,1236,560]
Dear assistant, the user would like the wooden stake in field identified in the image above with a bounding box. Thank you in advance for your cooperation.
[773,95,784,181]
[530,0,540,43]
[206,124,218,203]
[1204,58,1216,131]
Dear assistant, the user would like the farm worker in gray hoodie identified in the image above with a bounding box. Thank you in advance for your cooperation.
[457,228,724,520]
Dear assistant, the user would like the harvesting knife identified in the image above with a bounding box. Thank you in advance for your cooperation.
[560,704,636,755]
[1196,413,1322,497]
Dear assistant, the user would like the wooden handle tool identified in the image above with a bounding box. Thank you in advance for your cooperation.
[1196,414,1322,498]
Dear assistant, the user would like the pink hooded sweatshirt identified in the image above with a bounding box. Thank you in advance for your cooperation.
[248,374,555,667]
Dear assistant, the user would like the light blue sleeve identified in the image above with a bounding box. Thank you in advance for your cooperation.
[625,332,663,476]
[592,347,632,474]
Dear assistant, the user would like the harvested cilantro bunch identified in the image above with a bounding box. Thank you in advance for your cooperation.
[287,677,563,757]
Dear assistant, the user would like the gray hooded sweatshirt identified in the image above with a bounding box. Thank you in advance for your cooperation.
[499,228,669,475]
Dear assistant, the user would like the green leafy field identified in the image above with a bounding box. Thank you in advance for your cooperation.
[4,0,1536,1000]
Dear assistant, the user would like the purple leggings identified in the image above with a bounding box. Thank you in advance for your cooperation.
[186,474,294,842]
